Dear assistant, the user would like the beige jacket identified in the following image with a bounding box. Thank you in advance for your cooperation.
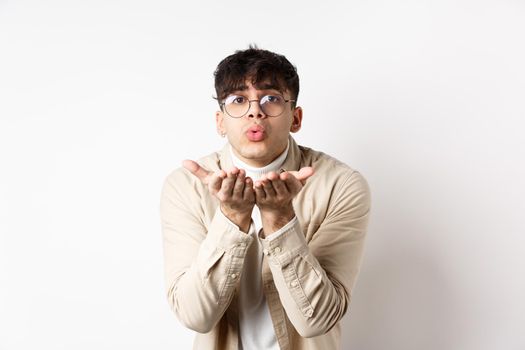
[160,136,371,350]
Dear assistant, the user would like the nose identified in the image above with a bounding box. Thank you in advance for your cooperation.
[247,100,267,119]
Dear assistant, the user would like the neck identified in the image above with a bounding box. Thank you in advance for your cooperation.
[230,143,289,181]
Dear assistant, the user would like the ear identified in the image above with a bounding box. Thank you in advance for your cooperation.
[216,110,225,136]
[290,106,303,133]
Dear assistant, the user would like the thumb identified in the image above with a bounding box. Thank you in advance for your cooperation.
[182,160,211,184]
[288,167,314,183]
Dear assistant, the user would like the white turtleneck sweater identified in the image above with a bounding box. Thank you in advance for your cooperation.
[229,142,296,350]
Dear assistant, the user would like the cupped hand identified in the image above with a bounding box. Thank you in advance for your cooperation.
[253,167,314,208]
[183,160,255,232]
[253,167,314,235]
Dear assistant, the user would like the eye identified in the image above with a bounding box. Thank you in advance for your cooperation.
[225,95,246,105]
[261,95,283,104]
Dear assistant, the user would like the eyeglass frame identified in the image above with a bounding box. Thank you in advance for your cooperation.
[219,94,296,118]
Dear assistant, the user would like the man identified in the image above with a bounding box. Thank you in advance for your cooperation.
[160,46,371,350]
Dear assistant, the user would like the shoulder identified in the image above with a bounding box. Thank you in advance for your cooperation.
[298,144,371,204]
[298,145,364,181]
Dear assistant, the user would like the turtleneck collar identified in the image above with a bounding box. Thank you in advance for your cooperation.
[230,141,290,181]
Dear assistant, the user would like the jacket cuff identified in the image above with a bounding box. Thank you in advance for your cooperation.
[259,217,307,267]
[206,209,254,256]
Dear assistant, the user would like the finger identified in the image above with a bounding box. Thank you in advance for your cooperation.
[208,170,226,194]
[261,179,277,198]
[266,171,279,181]
[182,160,213,184]
[244,177,254,201]
[220,168,239,196]
[267,171,288,196]
[232,169,246,199]
[282,172,302,195]
[254,180,266,201]
[287,167,315,184]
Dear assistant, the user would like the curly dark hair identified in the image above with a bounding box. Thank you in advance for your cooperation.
[214,45,300,109]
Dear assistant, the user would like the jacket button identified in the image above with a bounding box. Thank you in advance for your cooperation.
[230,273,237,279]
[274,246,282,253]
[306,309,313,317]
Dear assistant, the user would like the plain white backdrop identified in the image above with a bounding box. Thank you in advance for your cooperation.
[1,0,524,349]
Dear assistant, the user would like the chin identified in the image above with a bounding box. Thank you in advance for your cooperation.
[242,142,267,153]
[240,150,266,161]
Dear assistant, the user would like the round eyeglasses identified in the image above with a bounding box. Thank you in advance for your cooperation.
[220,94,295,118]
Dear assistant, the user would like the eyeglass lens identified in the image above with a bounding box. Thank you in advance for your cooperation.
[223,95,286,118]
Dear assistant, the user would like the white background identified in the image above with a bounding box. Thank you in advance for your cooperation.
[1,0,524,349]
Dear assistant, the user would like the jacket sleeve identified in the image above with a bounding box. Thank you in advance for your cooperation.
[259,170,371,338]
[160,169,253,333]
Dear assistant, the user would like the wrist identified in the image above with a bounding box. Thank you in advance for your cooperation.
[260,205,295,237]
[220,204,252,233]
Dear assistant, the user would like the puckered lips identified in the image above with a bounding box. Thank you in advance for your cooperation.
[246,125,265,142]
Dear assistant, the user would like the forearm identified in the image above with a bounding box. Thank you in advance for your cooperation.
[260,219,354,337]
[164,209,253,333]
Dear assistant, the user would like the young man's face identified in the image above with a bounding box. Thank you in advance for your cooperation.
[216,80,302,168]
